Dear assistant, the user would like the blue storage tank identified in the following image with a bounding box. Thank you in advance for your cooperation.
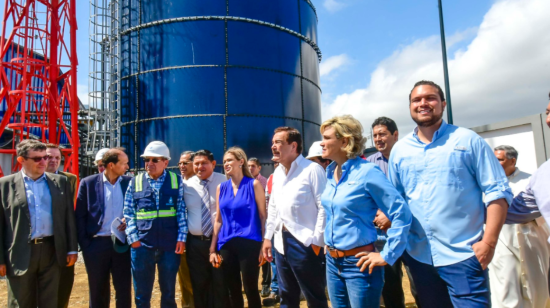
[120,0,322,172]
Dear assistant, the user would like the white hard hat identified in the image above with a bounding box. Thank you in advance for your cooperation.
[141,141,171,160]
[306,141,323,159]
[94,148,110,164]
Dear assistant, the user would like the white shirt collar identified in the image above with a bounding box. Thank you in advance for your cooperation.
[507,167,520,181]
[103,172,122,185]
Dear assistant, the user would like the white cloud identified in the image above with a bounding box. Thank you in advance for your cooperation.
[322,0,550,136]
[77,84,89,107]
[324,0,346,13]
[320,54,350,77]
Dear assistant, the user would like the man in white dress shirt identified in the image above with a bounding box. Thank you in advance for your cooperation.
[262,127,329,308]
[490,145,550,308]
[184,150,229,308]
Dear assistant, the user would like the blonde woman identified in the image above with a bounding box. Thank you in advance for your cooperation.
[320,115,412,308]
[209,147,267,308]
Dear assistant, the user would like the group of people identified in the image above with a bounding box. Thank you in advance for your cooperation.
[1,80,550,308]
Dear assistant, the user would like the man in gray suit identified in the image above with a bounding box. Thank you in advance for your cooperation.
[45,143,78,308]
[0,139,78,308]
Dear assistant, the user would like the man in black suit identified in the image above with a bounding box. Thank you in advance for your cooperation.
[75,148,132,308]
[45,143,78,308]
[0,139,78,308]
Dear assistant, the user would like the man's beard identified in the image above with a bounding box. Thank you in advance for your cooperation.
[413,108,445,127]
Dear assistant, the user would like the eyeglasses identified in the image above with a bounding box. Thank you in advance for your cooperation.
[143,158,162,163]
[178,162,191,166]
[24,155,48,162]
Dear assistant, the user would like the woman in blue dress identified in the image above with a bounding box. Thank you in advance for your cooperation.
[209,146,267,308]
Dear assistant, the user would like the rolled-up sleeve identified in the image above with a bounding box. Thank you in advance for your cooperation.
[473,138,513,206]
[366,166,412,265]
[506,188,541,224]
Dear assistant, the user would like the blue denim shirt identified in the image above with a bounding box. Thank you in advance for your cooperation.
[321,157,412,265]
[366,152,390,246]
[388,121,513,266]
[22,170,53,239]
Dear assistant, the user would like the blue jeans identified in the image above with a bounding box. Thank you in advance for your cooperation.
[275,231,328,308]
[131,246,181,308]
[402,252,490,308]
[326,254,384,308]
[270,247,279,294]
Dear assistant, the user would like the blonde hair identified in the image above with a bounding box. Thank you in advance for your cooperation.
[320,115,367,159]
[223,147,253,179]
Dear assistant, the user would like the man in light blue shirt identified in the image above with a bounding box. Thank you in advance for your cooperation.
[388,80,512,308]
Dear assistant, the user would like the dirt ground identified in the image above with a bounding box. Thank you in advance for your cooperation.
[0,261,417,307]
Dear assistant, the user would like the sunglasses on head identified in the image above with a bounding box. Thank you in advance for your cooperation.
[24,155,48,162]
[143,157,162,163]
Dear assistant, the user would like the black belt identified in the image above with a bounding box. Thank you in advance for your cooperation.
[30,236,54,244]
[189,234,212,241]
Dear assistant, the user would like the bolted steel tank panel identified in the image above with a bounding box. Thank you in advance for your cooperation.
[120,0,322,173]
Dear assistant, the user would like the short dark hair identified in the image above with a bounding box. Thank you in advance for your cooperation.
[103,147,126,167]
[274,127,303,154]
[180,151,195,161]
[371,117,398,135]
[16,140,46,157]
[409,80,445,102]
[248,157,260,165]
[194,149,215,162]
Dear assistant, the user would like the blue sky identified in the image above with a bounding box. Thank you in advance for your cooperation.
[316,0,491,97]
[316,0,550,136]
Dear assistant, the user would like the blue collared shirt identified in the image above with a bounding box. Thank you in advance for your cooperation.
[124,170,188,244]
[22,169,53,239]
[321,157,412,265]
[388,121,513,266]
[506,159,550,225]
[97,173,124,236]
[366,151,388,175]
[366,151,390,246]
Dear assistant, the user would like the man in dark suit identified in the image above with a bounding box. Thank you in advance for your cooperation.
[76,148,132,308]
[0,139,78,308]
[45,144,77,200]
[45,143,78,308]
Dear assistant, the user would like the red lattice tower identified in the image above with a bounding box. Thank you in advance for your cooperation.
[0,0,79,178]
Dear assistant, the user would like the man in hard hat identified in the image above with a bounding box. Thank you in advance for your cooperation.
[123,141,187,308]
[95,148,110,174]
[305,141,331,170]
[44,143,78,308]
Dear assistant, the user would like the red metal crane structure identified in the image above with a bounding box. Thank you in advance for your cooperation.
[0,0,79,178]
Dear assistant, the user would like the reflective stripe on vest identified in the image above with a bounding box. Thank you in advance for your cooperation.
[158,207,176,218]
[134,171,178,220]
[135,171,177,192]
[135,173,144,192]
[137,209,158,220]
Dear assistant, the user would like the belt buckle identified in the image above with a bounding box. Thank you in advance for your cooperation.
[33,238,43,244]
